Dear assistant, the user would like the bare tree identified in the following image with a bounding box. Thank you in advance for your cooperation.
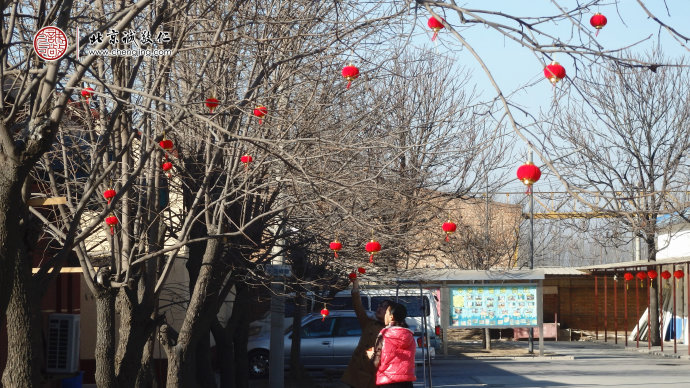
[541,53,690,345]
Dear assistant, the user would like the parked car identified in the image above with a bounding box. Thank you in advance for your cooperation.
[331,288,442,352]
[247,310,434,378]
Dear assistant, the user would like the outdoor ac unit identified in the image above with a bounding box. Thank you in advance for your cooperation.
[46,314,80,374]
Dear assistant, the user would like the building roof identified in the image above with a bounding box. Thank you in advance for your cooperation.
[391,268,545,284]
[578,256,690,273]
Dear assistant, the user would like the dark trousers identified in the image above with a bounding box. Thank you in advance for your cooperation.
[377,382,414,388]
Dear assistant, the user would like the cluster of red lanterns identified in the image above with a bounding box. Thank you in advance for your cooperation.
[348,267,366,281]
[159,137,175,177]
[622,269,684,289]
[326,237,382,264]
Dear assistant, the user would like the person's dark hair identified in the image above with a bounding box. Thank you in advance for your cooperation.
[377,299,393,311]
[388,302,408,328]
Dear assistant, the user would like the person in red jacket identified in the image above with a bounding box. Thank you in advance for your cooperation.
[367,302,416,387]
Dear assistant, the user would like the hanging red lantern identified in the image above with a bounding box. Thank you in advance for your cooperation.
[623,272,633,290]
[543,61,566,85]
[516,161,541,193]
[661,270,672,280]
[320,306,330,321]
[159,139,174,151]
[647,269,658,280]
[329,240,342,258]
[105,215,118,235]
[253,105,268,124]
[442,220,457,242]
[162,161,173,178]
[103,189,116,204]
[205,97,220,113]
[636,271,647,287]
[674,270,684,279]
[365,239,381,263]
[240,154,253,169]
[341,65,359,89]
[427,16,444,41]
[589,13,607,36]
[349,271,357,281]
[81,87,94,102]
[357,267,366,275]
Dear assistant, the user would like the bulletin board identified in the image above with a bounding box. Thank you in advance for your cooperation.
[449,284,538,328]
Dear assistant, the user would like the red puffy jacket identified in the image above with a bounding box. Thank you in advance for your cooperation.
[375,326,416,385]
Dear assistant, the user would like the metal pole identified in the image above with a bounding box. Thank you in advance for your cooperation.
[614,273,618,344]
[528,151,535,354]
[659,265,663,352]
[595,276,599,340]
[625,276,628,347]
[646,275,652,349]
[636,278,640,348]
[269,233,285,388]
[673,264,677,354]
[604,273,608,342]
[687,262,689,357]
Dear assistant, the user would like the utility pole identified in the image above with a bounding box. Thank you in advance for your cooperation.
[528,150,535,354]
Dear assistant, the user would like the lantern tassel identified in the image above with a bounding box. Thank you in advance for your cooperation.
[334,251,338,258]
[595,29,600,37]
[110,226,114,235]
[445,234,450,243]
[259,118,263,125]
[346,80,352,89]
[322,315,326,322]
[432,31,438,41]
[369,254,374,263]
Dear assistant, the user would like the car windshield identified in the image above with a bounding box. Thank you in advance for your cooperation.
[371,296,430,317]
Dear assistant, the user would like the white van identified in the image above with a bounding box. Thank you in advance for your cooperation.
[331,288,441,353]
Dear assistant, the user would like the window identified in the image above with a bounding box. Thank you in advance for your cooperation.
[335,317,362,337]
[301,318,335,338]
[330,296,368,311]
[371,296,430,317]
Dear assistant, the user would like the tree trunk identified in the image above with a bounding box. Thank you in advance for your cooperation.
[2,250,42,388]
[166,345,196,388]
[115,287,157,388]
[290,291,305,380]
[95,289,118,388]
[648,242,661,346]
[135,331,157,388]
[0,167,24,320]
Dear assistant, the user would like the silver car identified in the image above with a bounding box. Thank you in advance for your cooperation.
[247,310,434,378]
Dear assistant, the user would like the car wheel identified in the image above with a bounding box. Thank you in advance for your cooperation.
[248,349,269,378]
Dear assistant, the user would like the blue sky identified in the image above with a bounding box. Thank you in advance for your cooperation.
[409,1,690,194]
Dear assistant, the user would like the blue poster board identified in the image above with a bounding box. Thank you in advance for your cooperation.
[449,284,538,328]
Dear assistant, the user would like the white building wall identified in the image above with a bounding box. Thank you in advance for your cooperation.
[657,227,690,259]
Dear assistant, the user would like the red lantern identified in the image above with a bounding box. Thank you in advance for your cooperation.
[674,270,684,279]
[81,87,94,102]
[428,16,444,41]
[162,161,173,178]
[647,269,658,280]
[240,154,253,169]
[516,162,541,193]
[349,271,357,281]
[159,139,174,151]
[103,189,116,204]
[357,267,366,275]
[442,221,456,242]
[623,272,633,290]
[589,13,607,36]
[330,240,342,258]
[205,97,219,113]
[636,271,647,287]
[661,270,672,280]
[320,306,330,321]
[341,65,359,89]
[365,239,381,263]
[253,105,268,124]
[105,215,118,235]
[543,61,566,85]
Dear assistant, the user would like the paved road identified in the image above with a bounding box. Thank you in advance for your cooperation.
[415,341,690,387]
[250,341,690,387]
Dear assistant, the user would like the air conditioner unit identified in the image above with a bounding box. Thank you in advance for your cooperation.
[46,314,80,374]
